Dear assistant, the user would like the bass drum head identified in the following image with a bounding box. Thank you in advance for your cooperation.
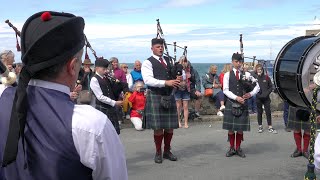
[274,35,320,110]
[301,38,320,110]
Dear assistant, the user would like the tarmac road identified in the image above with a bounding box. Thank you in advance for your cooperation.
[120,117,315,180]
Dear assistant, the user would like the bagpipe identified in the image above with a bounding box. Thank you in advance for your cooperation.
[84,35,129,99]
[5,20,21,52]
[156,19,188,77]
[238,34,258,93]
[156,19,187,62]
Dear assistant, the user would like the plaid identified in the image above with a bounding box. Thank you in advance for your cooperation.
[144,91,178,130]
[287,106,319,131]
[96,104,120,134]
[222,100,250,131]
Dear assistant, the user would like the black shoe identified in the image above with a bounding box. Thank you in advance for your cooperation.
[303,151,310,159]
[226,148,236,157]
[236,148,246,158]
[291,149,302,158]
[285,127,291,132]
[154,152,163,163]
[163,151,177,161]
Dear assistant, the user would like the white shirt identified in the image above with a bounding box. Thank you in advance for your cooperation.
[126,73,133,90]
[141,54,167,88]
[28,79,128,180]
[314,134,320,174]
[0,84,9,97]
[90,73,116,107]
[223,68,260,100]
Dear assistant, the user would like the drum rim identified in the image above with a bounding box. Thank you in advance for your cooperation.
[273,35,318,107]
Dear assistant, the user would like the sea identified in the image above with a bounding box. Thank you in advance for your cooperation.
[125,63,225,92]
[127,63,224,77]
[111,61,274,92]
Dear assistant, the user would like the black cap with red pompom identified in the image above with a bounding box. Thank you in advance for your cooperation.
[20,11,85,69]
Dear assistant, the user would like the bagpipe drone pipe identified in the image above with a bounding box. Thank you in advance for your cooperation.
[84,35,129,99]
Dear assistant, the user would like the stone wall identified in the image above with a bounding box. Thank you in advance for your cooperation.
[189,92,284,115]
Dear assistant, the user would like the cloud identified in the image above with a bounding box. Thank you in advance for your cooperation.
[84,23,204,39]
[163,0,210,8]
[189,32,227,36]
[235,0,292,9]
[1,19,318,63]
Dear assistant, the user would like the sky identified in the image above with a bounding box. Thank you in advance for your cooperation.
[1,0,320,63]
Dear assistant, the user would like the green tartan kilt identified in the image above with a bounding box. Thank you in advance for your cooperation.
[144,91,178,130]
[222,100,250,131]
[287,106,320,131]
[96,104,120,134]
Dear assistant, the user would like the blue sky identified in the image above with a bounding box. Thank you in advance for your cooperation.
[1,0,320,63]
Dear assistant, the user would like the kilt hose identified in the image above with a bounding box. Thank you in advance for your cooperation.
[96,104,120,134]
[222,99,250,132]
[144,91,179,130]
[287,106,320,131]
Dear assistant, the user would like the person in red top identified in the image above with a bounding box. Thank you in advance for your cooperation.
[128,81,146,131]
[219,63,232,90]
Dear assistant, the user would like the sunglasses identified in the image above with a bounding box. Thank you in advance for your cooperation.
[123,66,128,68]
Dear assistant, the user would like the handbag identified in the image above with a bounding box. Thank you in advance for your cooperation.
[204,88,213,97]
[160,95,172,109]
[231,101,244,117]
[79,90,92,104]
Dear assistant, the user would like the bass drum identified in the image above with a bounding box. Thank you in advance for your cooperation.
[273,35,320,110]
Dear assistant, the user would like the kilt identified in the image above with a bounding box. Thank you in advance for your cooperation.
[96,104,120,134]
[144,91,178,130]
[287,106,320,131]
[222,99,250,131]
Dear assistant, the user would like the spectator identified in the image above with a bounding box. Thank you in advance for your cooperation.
[128,81,146,131]
[78,58,94,91]
[0,50,15,72]
[189,61,202,118]
[109,57,127,83]
[121,63,133,89]
[130,60,144,85]
[243,63,256,114]
[174,56,191,128]
[202,65,225,116]
[121,63,133,120]
[109,57,127,126]
[254,64,277,134]
[219,63,232,90]
[0,50,16,85]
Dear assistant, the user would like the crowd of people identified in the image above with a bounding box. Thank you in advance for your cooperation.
[0,43,281,135]
[1,10,320,180]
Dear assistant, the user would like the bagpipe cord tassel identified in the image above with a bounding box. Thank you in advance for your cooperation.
[304,86,320,180]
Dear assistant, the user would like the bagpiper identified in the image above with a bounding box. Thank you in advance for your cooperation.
[141,38,181,163]
[222,53,260,158]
